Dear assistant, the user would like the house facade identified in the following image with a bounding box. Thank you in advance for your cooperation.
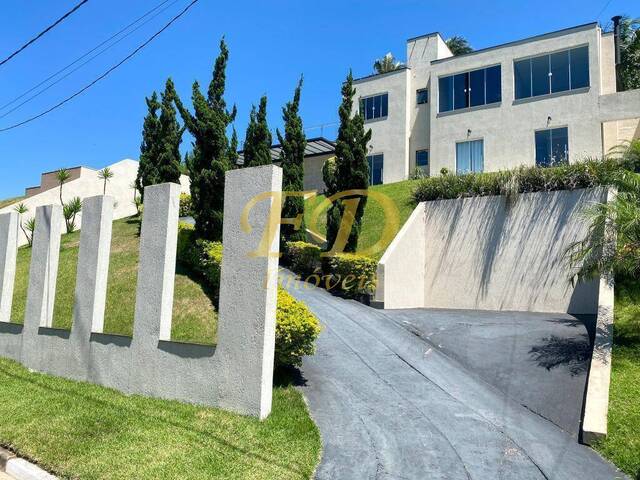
[352,22,640,184]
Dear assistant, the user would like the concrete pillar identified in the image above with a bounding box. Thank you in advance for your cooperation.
[216,164,282,419]
[71,196,114,336]
[0,212,18,323]
[23,205,63,331]
[132,183,180,346]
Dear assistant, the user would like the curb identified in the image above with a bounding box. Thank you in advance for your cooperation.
[0,448,56,480]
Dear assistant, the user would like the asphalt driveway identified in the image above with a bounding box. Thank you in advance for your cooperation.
[282,271,626,480]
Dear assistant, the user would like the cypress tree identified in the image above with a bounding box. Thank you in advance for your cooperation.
[156,78,183,184]
[277,77,306,243]
[136,92,161,200]
[244,96,272,167]
[171,39,236,241]
[326,71,372,252]
[228,127,239,168]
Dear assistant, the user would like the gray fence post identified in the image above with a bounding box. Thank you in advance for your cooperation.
[216,164,282,419]
[23,205,63,331]
[132,183,180,346]
[0,212,18,323]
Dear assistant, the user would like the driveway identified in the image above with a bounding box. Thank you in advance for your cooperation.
[281,272,626,480]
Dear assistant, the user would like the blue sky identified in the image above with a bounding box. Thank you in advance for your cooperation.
[0,0,636,198]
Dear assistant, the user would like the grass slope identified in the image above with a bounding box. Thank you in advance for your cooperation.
[10,217,216,344]
[305,180,419,259]
[595,279,640,479]
[0,196,24,210]
[2,215,321,479]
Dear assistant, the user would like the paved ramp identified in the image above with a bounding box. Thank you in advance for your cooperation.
[282,272,626,480]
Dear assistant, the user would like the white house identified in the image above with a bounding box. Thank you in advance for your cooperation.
[351,21,640,184]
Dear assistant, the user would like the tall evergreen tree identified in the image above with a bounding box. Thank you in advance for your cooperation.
[325,71,372,253]
[243,96,272,167]
[277,77,306,243]
[171,39,236,241]
[136,92,161,200]
[155,78,183,185]
[228,127,239,168]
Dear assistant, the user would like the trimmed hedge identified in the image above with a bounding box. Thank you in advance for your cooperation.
[177,223,320,368]
[327,253,377,298]
[413,158,637,203]
[284,241,321,277]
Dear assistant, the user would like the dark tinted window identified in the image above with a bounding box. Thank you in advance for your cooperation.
[531,55,550,97]
[514,59,531,99]
[417,88,429,104]
[367,154,384,185]
[535,127,568,167]
[439,76,454,112]
[550,50,570,93]
[416,150,429,167]
[485,65,502,104]
[570,46,589,89]
[515,47,589,100]
[454,73,469,110]
[470,69,485,107]
[361,94,388,121]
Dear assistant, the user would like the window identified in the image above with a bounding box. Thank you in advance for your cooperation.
[360,93,388,121]
[535,127,568,167]
[514,46,589,100]
[367,154,384,185]
[439,65,501,113]
[456,140,484,174]
[416,88,429,104]
[416,150,429,170]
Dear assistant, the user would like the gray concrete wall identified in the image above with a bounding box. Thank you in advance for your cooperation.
[0,165,282,418]
[303,153,332,193]
[378,188,606,314]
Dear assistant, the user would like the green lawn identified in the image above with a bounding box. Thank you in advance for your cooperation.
[305,179,419,260]
[10,217,217,344]
[2,215,321,479]
[0,358,320,480]
[595,279,640,479]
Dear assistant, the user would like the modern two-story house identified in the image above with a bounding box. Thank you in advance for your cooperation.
[352,20,640,185]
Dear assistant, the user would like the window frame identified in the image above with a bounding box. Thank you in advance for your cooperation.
[359,93,389,122]
[455,139,484,174]
[513,45,590,101]
[534,126,569,167]
[415,149,429,170]
[437,63,502,114]
[366,152,384,185]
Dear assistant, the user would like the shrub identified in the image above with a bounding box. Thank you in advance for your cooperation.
[179,193,193,217]
[327,253,377,298]
[275,288,321,368]
[177,222,320,368]
[412,158,632,203]
[285,241,321,277]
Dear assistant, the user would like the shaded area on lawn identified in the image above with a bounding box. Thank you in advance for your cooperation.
[0,357,320,480]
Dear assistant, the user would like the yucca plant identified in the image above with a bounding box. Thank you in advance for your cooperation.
[97,167,114,195]
[13,202,33,247]
[56,168,71,206]
[25,218,36,246]
[63,197,82,233]
[566,170,640,281]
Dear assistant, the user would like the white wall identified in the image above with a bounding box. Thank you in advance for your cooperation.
[0,159,190,246]
[353,69,411,184]
[377,188,606,314]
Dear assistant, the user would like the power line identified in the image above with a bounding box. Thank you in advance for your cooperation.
[0,0,90,68]
[0,0,182,119]
[596,0,615,21]
[0,0,200,133]
[0,0,175,114]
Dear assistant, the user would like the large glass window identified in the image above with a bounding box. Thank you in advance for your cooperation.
[416,150,429,171]
[439,65,501,113]
[367,154,384,185]
[416,88,429,104]
[360,93,388,121]
[535,127,569,167]
[456,140,484,174]
[515,46,589,100]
